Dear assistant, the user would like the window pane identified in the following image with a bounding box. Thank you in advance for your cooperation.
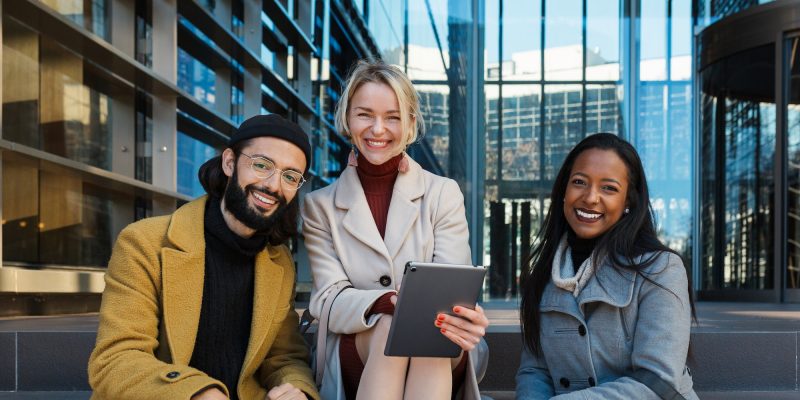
[177,132,220,198]
[178,48,216,107]
[3,17,40,148]
[670,0,692,80]
[485,0,500,81]
[640,0,667,81]
[2,152,135,267]
[501,85,541,180]
[543,84,582,180]
[503,0,541,82]
[417,84,451,169]
[585,84,622,134]
[544,0,582,81]
[699,44,775,290]
[586,0,619,81]
[787,37,800,289]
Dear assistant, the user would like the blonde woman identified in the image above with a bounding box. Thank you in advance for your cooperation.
[302,59,489,400]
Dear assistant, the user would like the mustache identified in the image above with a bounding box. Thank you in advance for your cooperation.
[246,185,287,205]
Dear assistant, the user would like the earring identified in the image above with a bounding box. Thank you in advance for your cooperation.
[398,153,410,173]
[347,146,358,167]
[624,207,630,215]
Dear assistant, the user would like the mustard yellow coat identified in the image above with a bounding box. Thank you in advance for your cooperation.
[88,197,319,400]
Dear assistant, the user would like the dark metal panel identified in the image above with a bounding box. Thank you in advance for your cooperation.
[699,0,800,69]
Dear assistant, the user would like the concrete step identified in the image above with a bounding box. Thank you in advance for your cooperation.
[0,302,797,396]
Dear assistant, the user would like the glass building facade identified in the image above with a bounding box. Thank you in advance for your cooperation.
[2,0,799,315]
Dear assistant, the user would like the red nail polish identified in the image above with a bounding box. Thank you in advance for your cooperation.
[441,328,446,333]
[454,306,461,313]
[435,321,441,327]
[437,315,445,321]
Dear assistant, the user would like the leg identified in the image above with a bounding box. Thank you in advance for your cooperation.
[403,357,452,400]
[355,316,408,400]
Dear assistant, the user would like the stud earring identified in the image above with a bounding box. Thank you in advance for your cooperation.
[624,207,630,215]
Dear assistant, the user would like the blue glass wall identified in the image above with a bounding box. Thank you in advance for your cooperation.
[177,132,220,198]
[367,0,696,301]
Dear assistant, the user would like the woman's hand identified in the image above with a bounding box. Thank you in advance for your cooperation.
[266,383,307,400]
[435,305,489,351]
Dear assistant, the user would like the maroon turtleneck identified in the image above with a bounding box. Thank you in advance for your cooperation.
[355,152,403,238]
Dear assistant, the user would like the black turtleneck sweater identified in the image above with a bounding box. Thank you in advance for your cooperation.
[189,196,267,399]
[567,229,599,274]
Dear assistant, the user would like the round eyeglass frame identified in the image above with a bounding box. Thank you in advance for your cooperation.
[239,152,307,191]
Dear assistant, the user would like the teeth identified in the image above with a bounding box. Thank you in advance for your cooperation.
[253,192,276,205]
[576,209,601,219]
[367,140,388,147]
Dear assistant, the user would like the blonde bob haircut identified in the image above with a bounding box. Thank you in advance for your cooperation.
[334,59,425,147]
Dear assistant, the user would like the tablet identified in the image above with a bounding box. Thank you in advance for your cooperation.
[383,261,486,358]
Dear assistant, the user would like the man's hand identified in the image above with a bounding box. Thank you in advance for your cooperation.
[192,387,228,400]
[267,382,307,400]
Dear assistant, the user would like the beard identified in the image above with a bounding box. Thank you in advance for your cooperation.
[223,167,289,233]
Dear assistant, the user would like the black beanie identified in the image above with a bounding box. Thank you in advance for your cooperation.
[229,114,312,172]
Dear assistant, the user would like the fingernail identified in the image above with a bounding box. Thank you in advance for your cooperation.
[435,321,441,327]
[454,306,461,313]
[437,314,445,321]
[441,328,446,333]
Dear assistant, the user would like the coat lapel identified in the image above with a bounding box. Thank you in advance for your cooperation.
[383,158,424,259]
[241,247,284,374]
[335,166,390,257]
[578,258,637,308]
[161,197,207,364]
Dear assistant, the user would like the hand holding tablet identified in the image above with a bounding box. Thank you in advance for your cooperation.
[384,262,487,358]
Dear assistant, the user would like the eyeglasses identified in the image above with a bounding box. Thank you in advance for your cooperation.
[240,153,306,191]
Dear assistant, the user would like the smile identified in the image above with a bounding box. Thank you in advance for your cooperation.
[575,209,602,220]
[365,139,390,148]
[252,191,277,206]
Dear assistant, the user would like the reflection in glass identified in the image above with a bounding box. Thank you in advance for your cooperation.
[2,17,40,148]
[177,132,220,198]
[544,0,582,81]
[499,85,541,181]
[585,84,623,135]
[787,37,800,289]
[586,0,620,81]
[544,84,582,180]
[500,0,542,82]
[417,85,451,169]
[640,0,667,81]
[368,0,404,65]
[178,48,216,107]
[40,0,109,40]
[486,84,499,180]
[2,152,133,267]
[700,44,775,290]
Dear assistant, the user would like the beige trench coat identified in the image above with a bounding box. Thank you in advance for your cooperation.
[301,156,488,400]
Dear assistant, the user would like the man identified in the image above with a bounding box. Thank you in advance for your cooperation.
[88,114,319,400]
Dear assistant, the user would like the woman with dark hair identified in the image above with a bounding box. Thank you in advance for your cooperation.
[515,133,698,399]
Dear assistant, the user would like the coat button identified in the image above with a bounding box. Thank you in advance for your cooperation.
[578,325,587,336]
[559,377,570,388]
[166,371,180,379]
[588,377,596,386]
[379,275,392,287]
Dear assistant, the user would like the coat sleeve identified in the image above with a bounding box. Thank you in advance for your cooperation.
[432,179,472,264]
[551,253,693,400]
[258,254,320,400]
[515,346,556,400]
[88,223,226,400]
[302,192,393,334]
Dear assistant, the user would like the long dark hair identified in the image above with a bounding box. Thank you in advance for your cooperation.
[197,140,300,246]
[519,133,695,354]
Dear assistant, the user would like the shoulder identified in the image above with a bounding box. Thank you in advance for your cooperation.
[638,251,689,289]
[117,214,172,245]
[417,169,462,197]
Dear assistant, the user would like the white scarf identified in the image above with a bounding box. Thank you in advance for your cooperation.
[551,235,597,297]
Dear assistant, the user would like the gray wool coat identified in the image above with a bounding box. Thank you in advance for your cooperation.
[515,250,698,400]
